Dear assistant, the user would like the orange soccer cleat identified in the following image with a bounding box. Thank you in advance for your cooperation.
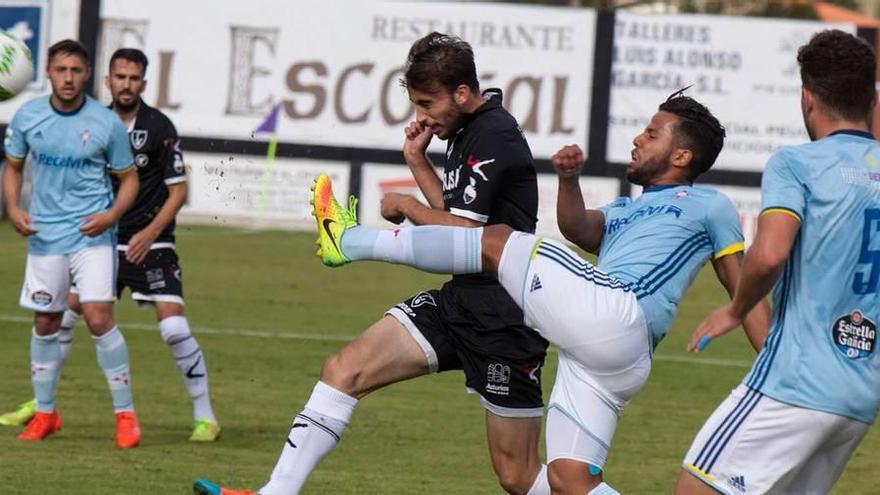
[115,411,141,448]
[17,411,62,441]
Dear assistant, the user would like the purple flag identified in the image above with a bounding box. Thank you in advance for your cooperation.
[253,103,281,134]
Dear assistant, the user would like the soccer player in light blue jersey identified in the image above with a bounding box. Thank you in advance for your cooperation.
[288,93,769,495]
[1,39,141,448]
[677,30,880,494]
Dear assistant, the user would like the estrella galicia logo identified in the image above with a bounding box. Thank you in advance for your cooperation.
[410,291,436,308]
[31,290,52,306]
[832,310,876,359]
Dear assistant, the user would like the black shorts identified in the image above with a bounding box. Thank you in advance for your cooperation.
[116,247,184,305]
[387,279,548,416]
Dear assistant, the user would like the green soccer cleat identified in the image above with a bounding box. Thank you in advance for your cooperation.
[0,399,36,426]
[190,418,221,442]
[193,477,256,495]
[310,173,359,267]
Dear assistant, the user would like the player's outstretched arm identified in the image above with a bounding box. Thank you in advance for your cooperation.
[380,192,482,227]
[709,252,771,352]
[2,156,37,236]
[689,212,800,352]
[552,144,604,253]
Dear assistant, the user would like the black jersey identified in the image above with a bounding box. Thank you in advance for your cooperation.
[111,100,185,245]
[442,89,538,286]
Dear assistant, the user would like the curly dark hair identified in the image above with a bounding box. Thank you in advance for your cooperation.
[798,30,876,121]
[402,32,479,93]
[658,88,726,179]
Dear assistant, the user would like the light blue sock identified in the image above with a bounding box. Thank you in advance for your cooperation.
[341,225,482,274]
[93,327,134,413]
[31,328,62,413]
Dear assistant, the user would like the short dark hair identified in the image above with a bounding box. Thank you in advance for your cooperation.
[47,39,89,65]
[109,48,148,74]
[798,29,876,121]
[402,32,479,93]
[658,90,726,178]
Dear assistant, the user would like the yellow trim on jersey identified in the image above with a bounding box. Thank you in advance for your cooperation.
[761,208,802,222]
[4,154,25,166]
[110,164,137,175]
[530,238,544,260]
[683,463,727,492]
[714,242,744,260]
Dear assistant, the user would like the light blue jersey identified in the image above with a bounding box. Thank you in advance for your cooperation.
[744,130,880,424]
[4,95,134,255]
[598,185,744,348]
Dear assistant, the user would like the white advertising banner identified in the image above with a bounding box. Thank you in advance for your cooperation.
[180,152,349,230]
[0,0,82,121]
[99,0,596,159]
[608,13,853,171]
[359,163,620,241]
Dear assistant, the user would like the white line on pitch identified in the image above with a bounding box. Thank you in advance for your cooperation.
[0,314,752,368]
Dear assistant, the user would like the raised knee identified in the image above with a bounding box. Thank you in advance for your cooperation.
[495,466,535,495]
[320,352,364,396]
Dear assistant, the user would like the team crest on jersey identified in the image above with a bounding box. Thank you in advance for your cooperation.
[80,129,90,147]
[130,130,148,150]
[463,177,478,204]
[410,291,436,308]
[135,153,149,168]
[832,310,876,359]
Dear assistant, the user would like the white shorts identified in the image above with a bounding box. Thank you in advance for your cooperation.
[498,234,652,466]
[19,244,117,312]
[683,384,870,494]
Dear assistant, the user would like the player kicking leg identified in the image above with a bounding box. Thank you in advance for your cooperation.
[194,174,638,495]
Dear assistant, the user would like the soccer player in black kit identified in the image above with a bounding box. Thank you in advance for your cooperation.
[0,49,220,442]
[194,32,551,495]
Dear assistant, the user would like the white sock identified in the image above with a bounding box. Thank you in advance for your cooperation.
[587,482,620,495]
[343,225,482,274]
[57,309,80,371]
[260,381,357,495]
[526,464,550,495]
[158,316,215,422]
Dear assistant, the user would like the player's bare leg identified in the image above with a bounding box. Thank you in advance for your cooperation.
[486,412,544,494]
[673,469,719,495]
[256,315,429,494]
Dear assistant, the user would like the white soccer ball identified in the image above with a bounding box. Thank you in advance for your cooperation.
[0,30,33,101]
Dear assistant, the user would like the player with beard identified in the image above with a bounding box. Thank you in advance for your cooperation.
[0,48,219,442]
[195,32,549,495]
[293,92,770,494]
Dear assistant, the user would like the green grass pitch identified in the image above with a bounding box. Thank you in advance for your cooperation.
[0,226,876,493]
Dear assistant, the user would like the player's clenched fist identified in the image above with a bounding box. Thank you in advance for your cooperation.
[403,121,433,160]
[552,144,585,179]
